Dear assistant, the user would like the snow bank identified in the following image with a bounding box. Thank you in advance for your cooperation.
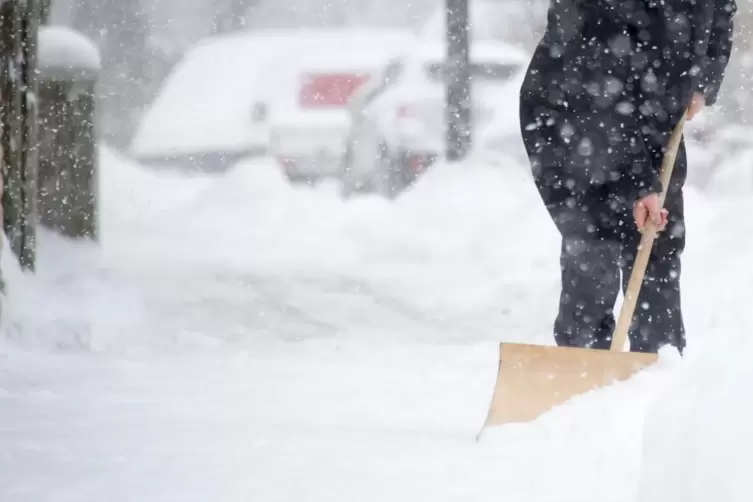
[3,147,564,352]
[0,147,219,354]
[3,136,735,356]
[637,342,753,502]
[99,147,216,225]
[6,143,728,355]
[2,135,750,501]
[636,192,753,502]
[120,155,565,346]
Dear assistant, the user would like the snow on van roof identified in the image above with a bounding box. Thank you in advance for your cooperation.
[131,28,413,159]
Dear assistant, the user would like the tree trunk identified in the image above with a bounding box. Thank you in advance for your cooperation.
[0,0,40,272]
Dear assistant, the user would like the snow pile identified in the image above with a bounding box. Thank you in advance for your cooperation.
[636,194,753,502]
[637,342,752,502]
[1,141,748,501]
[99,147,216,225]
[476,347,681,502]
[0,148,217,354]
[116,155,565,346]
[2,149,563,353]
[0,145,723,355]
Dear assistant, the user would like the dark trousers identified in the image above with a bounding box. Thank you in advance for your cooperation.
[526,135,688,354]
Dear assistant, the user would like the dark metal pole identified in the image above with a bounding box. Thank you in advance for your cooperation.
[445,0,471,162]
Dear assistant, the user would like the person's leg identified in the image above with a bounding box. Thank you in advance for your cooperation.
[555,229,622,349]
[619,141,687,354]
[534,182,624,349]
[519,101,623,349]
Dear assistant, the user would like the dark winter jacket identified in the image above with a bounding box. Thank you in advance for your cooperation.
[519,0,736,203]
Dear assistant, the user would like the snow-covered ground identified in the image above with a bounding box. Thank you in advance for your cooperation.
[0,145,746,501]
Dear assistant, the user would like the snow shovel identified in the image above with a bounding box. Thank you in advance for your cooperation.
[476,111,688,440]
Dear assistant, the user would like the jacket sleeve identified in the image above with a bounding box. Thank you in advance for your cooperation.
[697,0,737,105]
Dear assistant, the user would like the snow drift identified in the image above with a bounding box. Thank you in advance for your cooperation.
[636,193,753,502]
[0,138,749,502]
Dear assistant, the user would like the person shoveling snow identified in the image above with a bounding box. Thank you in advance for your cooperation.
[518,0,736,355]
[479,0,736,433]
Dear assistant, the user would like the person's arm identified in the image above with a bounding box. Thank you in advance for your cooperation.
[697,0,737,106]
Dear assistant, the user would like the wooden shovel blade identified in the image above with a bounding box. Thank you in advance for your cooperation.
[477,342,657,437]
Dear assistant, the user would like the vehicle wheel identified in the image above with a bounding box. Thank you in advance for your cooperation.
[285,171,318,186]
[373,142,407,199]
[338,160,372,198]
[339,137,379,198]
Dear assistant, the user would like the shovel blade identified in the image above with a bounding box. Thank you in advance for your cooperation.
[478,342,657,436]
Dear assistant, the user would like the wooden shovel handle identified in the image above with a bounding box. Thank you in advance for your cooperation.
[610,111,688,352]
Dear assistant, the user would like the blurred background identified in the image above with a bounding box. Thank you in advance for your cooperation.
[48,0,450,150]
[4,0,752,272]
[41,0,752,184]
